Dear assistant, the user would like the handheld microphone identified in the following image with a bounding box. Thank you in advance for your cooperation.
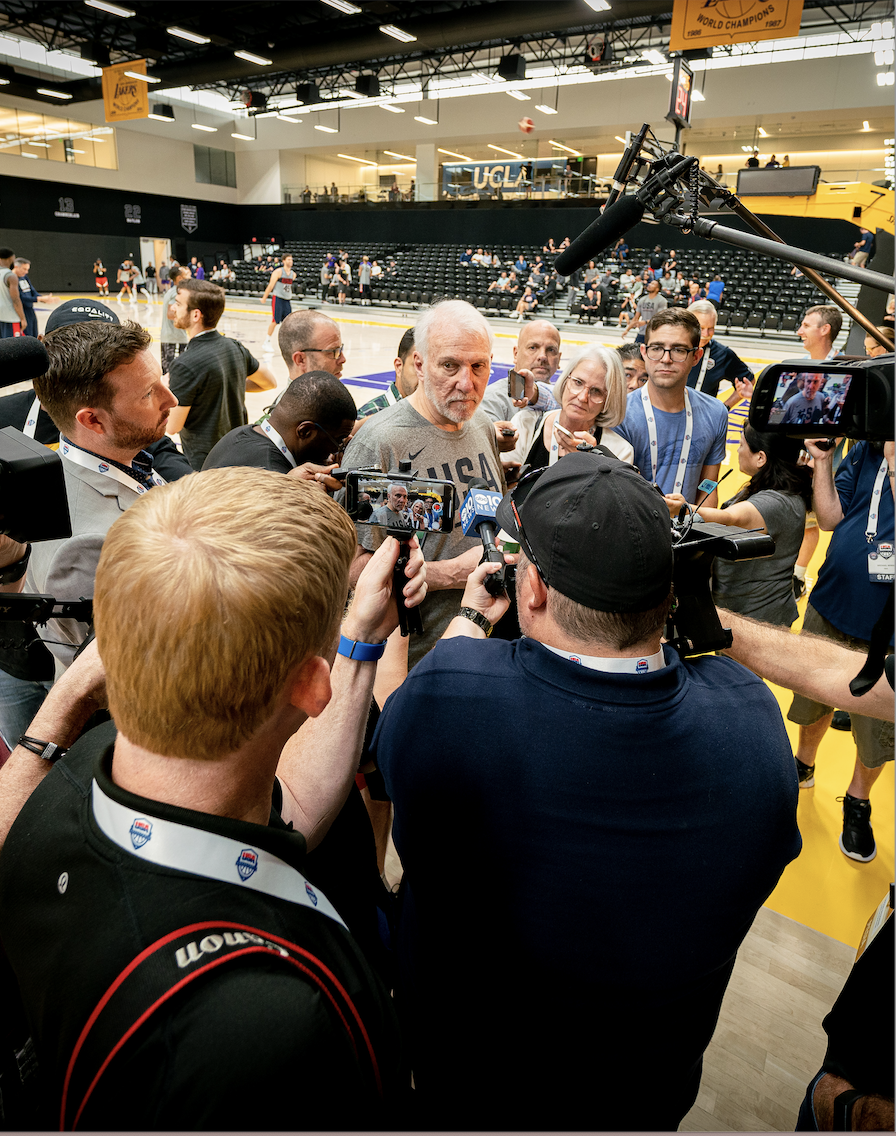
[460,478,507,596]
[0,337,49,389]
[553,194,645,277]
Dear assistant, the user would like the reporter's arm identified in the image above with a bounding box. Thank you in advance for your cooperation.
[697,463,721,509]
[805,441,844,530]
[0,536,28,595]
[719,609,894,722]
[246,364,277,393]
[442,559,511,639]
[166,405,190,437]
[277,536,426,849]
[0,639,107,850]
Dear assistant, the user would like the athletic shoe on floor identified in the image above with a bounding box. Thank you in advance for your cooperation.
[831,710,852,731]
[795,758,815,788]
[838,794,876,862]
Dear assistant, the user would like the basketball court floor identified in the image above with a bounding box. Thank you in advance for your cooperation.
[13,291,892,1129]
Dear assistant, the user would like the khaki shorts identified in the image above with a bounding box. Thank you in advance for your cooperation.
[787,604,894,769]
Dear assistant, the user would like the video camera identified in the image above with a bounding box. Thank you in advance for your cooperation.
[749,356,894,442]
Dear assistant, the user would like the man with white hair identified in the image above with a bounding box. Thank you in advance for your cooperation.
[340,300,506,666]
[686,299,754,403]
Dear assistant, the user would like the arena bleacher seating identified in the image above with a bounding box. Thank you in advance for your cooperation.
[226,239,851,339]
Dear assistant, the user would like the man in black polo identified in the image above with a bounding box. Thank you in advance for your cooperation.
[203,370,356,478]
[165,280,276,469]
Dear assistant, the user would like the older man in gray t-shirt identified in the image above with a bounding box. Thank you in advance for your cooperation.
[342,300,506,667]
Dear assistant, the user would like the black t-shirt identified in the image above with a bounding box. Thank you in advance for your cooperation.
[168,331,259,469]
[202,424,293,473]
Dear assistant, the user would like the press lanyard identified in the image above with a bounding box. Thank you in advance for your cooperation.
[543,644,667,673]
[865,456,890,544]
[641,385,693,495]
[60,439,166,494]
[91,778,347,929]
[547,411,562,466]
[693,347,711,393]
[24,395,40,439]
[260,421,297,468]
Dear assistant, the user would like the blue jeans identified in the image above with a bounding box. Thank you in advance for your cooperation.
[0,668,52,751]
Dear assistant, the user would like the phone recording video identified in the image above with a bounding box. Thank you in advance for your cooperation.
[507,368,527,401]
[345,472,456,533]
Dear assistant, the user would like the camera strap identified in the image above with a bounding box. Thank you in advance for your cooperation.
[864,456,889,543]
[641,385,693,496]
[24,396,40,439]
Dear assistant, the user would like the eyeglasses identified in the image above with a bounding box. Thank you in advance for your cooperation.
[567,376,606,403]
[644,344,697,362]
[302,344,346,360]
[312,422,352,456]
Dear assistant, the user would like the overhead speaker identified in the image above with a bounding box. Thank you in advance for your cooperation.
[242,90,268,112]
[296,83,321,105]
[497,54,526,81]
[355,74,380,98]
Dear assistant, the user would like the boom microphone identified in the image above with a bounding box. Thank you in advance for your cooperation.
[553,193,646,277]
[460,478,507,596]
[0,336,49,389]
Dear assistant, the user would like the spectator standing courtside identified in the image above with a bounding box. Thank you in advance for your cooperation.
[166,280,276,469]
[261,254,297,355]
[0,247,27,336]
[159,264,190,375]
[11,258,53,338]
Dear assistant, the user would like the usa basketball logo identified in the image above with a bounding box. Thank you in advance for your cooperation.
[305,882,319,906]
[236,848,258,881]
[98,462,110,472]
[569,655,582,664]
[129,817,152,849]
[636,658,649,674]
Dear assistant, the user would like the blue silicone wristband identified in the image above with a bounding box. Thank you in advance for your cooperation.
[337,634,387,662]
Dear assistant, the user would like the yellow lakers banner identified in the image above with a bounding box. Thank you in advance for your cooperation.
[670,0,804,51]
[101,59,149,123]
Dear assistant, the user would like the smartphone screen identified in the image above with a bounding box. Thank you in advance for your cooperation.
[507,369,526,400]
[345,472,456,533]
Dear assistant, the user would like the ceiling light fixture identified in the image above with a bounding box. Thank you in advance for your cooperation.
[191,122,217,131]
[438,148,471,160]
[21,151,38,158]
[384,150,415,160]
[322,0,361,9]
[507,90,530,101]
[277,113,302,122]
[27,141,50,147]
[691,89,705,101]
[148,104,176,121]
[862,120,871,131]
[167,26,211,44]
[124,70,161,83]
[37,88,73,99]
[642,49,666,65]
[488,143,523,158]
[232,131,255,140]
[614,135,627,144]
[877,71,895,85]
[338,153,377,164]
[583,0,611,10]
[85,0,135,16]
[549,140,581,155]
[380,24,416,43]
[534,104,557,114]
[0,79,9,86]
[414,116,437,125]
[381,103,405,113]
[235,50,273,66]
[315,123,338,132]
[757,126,768,137]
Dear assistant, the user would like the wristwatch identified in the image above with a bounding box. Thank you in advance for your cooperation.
[458,607,493,637]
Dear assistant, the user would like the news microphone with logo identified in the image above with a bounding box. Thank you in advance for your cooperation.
[460,478,507,597]
[0,336,49,389]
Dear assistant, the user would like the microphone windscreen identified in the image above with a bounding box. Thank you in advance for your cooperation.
[460,483,503,537]
[553,194,646,276]
[0,336,49,389]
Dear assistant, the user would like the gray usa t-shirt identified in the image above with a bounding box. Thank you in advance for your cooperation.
[341,398,506,667]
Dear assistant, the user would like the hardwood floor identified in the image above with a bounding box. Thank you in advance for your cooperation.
[681,906,856,1133]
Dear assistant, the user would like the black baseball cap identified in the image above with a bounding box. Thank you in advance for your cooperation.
[45,299,120,334]
[496,451,672,612]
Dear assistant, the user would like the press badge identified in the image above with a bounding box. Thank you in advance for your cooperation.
[867,540,894,583]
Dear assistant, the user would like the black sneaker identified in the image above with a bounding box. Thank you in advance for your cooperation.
[838,794,876,862]
[795,758,815,788]
[831,710,852,731]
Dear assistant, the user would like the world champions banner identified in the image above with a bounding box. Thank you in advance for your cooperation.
[670,0,805,51]
[101,59,149,123]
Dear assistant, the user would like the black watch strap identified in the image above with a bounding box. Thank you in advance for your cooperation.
[17,735,68,763]
[458,607,493,637]
[0,544,31,585]
[833,1088,864,1131]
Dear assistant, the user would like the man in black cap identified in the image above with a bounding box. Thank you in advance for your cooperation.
[369,451,801,1132]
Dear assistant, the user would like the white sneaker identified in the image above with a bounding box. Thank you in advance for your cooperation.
[262,339,273,353]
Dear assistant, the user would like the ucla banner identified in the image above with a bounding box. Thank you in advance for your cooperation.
[102,59,149,123]
[670,0,804,51]
[442,158,564,196]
